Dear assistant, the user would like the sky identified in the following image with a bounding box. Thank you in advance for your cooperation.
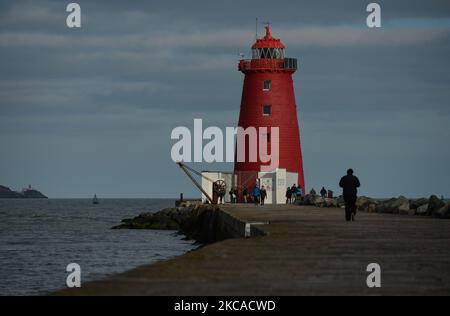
[0,0,449,198]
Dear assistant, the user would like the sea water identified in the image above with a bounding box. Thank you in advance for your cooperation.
[0,199,196,295]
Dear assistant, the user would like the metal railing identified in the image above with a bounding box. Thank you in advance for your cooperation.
[238,58,297,72]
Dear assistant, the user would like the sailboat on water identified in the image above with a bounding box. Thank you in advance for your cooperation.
[92,194,99,205]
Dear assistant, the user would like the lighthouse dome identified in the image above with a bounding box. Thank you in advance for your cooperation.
[251,25,285,59]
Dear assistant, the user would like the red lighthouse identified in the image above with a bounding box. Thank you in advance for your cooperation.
[234,25,305,194]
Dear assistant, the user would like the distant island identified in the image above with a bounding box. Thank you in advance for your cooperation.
[0,185,48,199]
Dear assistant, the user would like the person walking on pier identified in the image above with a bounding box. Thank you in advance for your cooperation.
[229,188,235,203]
[320,187,327,198]
[290,184,297,204]
[339,168,361,222]
[218,191,224,204]
[242,187,248,203]
[260,186,267,206]
[286,187,291,204]
[252,185,260,205]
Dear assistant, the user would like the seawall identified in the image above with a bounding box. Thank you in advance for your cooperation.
[112,204,266,243]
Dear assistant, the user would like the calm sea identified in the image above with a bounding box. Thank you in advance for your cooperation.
[0,198,197,296]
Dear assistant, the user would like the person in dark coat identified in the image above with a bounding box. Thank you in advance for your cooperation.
[339,168,361,221]
[290,184,297,204]
[285,187,291,204]
[233,187,238,203]
[320,187,327,198]
[218,191,224,204]
[260,186,267,205]
[242,187,248,203]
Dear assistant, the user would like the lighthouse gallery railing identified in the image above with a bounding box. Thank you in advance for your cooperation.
[238,58,297,72]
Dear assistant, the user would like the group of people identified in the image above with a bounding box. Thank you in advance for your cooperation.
[228,185,267,205]
[285,168,360,222]
[249,185,268,205]
[217,168,361,222]
[287,169,360,222]
[285,184,302,204]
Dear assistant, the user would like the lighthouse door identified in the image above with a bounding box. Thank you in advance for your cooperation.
[258,173,275,205]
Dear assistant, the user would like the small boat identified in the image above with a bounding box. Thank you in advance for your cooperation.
[92,194,99,205]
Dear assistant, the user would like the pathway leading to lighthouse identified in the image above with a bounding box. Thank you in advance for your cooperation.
[57,204,450,295]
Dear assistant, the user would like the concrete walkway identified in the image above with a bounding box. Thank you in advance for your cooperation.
[57,204,450,295]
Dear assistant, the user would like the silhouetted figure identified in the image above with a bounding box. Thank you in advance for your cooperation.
[339,168,361,221]
[243,187,248,203]
[218,191,224,204]
[320,187,327,198]
[260,186,267,205]
[286,187,291,204]
[290,184,297,204]
[310,188,316,195]
[212,183,219,204]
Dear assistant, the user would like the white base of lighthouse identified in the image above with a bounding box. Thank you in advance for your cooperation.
[258,169,298,205]
[200,169,297,205]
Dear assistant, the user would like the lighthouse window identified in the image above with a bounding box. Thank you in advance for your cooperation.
[259,48,271,59]
[263,105,271,116]
[263,80,271,91]
[254,48,284,59]
[259,49,265,58]
[274,48,284,59]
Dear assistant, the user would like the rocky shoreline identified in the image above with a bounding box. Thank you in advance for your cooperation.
[297,194,450,219]
[112,204,244,243]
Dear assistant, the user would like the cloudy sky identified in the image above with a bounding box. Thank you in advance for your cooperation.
[0,0,449,198]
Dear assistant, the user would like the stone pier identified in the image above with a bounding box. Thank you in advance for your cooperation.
[56,204,450,296]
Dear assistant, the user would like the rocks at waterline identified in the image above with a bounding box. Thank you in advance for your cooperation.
[355,195,448,218]
[296,193,448,219]
[112,208,183,230]
[409,198,428,210]
[433,201,450,219]
[416,203,429,216]
[111,204,234,243]
[427,195,446,217]
[112,205,216,231]
[298,194,342,208]
[375,196,410,215]
[355,196,379,213]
